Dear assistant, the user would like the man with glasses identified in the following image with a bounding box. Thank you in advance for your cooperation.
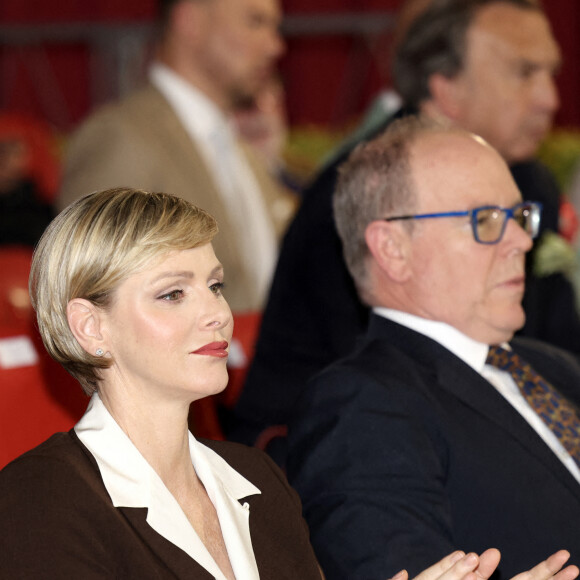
[287,116,580,580]
[228,0,580,459]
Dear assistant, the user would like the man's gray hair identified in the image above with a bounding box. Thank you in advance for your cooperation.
[393,0,542,108]
[334,115,446,302]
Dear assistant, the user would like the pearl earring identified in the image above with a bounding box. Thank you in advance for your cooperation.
[95,348,104,357]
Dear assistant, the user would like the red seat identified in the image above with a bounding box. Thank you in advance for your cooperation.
[0,112,61,203]
[0,247,86,468]
[0,246,35,332]
[220,311,262,409]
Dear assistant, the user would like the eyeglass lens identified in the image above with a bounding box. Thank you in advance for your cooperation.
[474,205,537,243]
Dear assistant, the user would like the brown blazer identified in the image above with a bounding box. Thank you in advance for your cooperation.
[58,85,297,312]
[0,431,320,579]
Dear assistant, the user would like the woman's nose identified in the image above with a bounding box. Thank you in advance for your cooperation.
[202,294,232,331]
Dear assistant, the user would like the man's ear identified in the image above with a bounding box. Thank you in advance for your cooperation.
[365,220,412,283]
[427,73,465,121]
[67,299,106,356]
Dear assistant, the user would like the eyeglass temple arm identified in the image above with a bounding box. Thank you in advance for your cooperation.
[383,210,470,222]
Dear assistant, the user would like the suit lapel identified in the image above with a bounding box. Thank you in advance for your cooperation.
[436,358,580,498]
[138,87,259,309]
[143,87,237,233]
[367,314,580,501]
[144,86,295,243]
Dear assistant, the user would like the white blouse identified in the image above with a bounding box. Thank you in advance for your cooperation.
[75,393,262,580]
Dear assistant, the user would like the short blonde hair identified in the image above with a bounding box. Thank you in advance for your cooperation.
[30,187,219,395]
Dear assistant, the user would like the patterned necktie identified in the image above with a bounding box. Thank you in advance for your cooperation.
[486,345,580,467]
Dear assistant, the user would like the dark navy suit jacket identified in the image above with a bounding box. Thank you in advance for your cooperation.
[287,314,580,580]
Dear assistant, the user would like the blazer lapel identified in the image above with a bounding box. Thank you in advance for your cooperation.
[140,87,258,310]
[437,358,580,497]
[367,314,580,501]
[144,87,237,232]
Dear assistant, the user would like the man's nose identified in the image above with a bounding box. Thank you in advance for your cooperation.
[534,73,560,114]
[270,31,285,59]
[504,215,534,253]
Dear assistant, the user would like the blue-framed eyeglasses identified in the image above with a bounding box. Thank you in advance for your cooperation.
[382,202,542,245]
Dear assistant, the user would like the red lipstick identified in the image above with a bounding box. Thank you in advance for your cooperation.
[192,341,229,358]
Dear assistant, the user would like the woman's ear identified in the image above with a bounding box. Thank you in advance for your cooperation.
[365,220,413,283]
[67,299,105,356]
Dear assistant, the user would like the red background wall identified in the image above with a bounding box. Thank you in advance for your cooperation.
[1,0,579,132]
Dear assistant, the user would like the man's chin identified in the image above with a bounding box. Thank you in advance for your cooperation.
[502,140,544,165]
[502,311,526,340]
[230,80,268,109]
[483,309,525,345]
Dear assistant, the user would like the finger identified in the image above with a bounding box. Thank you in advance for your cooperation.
[388,570,409,580]
[413,551,465,580]
[414,552,479,580]
[512,551,577,580]
[475,549,501,580]
[552,565,579,580]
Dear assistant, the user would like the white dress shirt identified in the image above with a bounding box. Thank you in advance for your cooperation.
[374,307,580,484]
[75,393,262,580]
[150,63,277,305]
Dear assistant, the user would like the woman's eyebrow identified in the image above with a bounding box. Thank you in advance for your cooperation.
[150,270,194,284]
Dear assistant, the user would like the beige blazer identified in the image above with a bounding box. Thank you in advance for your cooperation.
[59,85,297,312]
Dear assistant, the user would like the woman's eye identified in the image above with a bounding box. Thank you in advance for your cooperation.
[209,282,224,296]
[159,289,183,301]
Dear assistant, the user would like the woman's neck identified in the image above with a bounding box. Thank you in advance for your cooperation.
[97,383,194,486]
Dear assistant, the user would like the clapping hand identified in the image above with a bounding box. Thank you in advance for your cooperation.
[389,549,578,580]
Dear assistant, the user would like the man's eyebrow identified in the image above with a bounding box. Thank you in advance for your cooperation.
[514,53,562,72]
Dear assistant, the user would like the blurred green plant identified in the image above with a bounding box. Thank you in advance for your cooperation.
[284,124,350,183]
[537,129,580,192]
[534,231,577,277]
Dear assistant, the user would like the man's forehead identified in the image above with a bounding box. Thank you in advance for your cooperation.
[231,0,282,18]
[467,4,561,66]
[411,131,485,166]
[410,132,481,187]
[410,132,519,207]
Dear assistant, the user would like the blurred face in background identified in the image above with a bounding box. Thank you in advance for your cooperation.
[194,0,285,110]
[442,3,561,163]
